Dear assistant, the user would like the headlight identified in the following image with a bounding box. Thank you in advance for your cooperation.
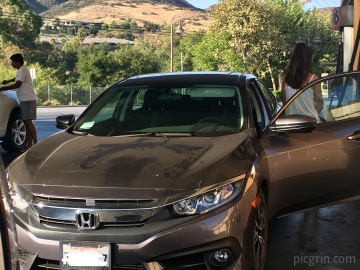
[7,179,31,212]
[171,179,243,216]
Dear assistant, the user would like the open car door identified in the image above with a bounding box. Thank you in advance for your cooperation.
[260,71,360,218]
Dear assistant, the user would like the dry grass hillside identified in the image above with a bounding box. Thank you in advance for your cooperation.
[55,1,213,32]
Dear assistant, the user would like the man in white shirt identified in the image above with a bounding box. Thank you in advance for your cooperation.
[0,53,38,152]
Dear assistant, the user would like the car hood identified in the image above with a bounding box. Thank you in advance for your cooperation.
[8,131,252,203]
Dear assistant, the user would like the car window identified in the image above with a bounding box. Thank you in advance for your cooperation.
[72,84,246,136]
[256,80,277,116]
[281,72,360,124]
[248,80,270,133]
[321,74,360,123]
[92,92,122,123]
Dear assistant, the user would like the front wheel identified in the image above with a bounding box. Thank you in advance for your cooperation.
[253,189,268,270]
[1,111,27,152]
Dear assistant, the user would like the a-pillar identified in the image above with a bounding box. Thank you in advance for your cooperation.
[354,0,360,70]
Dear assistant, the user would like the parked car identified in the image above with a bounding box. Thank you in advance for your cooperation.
[6,71,360,270]
[0,90,27,152]
[0,155,19,270]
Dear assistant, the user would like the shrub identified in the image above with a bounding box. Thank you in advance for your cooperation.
[272,90,282,101]
[69,101,81,105]
[42,99,60,106]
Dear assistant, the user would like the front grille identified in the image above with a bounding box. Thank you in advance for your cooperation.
[34,195,164,230]
[34,196,155,207]
[39,216,76,226]
[101,220,146,228]
[39,215,148,228]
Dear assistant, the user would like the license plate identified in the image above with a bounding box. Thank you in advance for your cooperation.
[60,241,111,270]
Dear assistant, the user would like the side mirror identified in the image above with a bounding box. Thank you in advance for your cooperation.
[56,114,75,129]
[269,114,317,134]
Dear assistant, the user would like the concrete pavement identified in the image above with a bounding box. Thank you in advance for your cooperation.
[37,105,87,118]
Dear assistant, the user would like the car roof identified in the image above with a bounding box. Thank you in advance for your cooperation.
[115,71,257,87]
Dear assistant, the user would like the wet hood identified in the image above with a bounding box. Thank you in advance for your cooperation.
[8,131,252,203]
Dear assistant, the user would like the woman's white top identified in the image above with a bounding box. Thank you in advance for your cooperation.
[284,75,320,123]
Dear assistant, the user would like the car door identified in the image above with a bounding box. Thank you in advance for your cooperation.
[260,71,360,218]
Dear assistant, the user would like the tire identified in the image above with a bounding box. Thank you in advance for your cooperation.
[1,111,27,152]
[253,189,268,270]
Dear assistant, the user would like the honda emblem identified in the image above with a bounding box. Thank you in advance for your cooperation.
[75,212,100,230]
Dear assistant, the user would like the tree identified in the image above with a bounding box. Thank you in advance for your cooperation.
[119,30,135,41]
[29,63,59,104]
[189,31,248,72]
[0,43,21,66]
[143,21,160,33]
[25,41,56,65]
[102,23,109,31]
[119,20,131,30]
[89,24,98,35]
[110,21,119,30]
[211,0,338,89]
[77,27,89,41]
[76,44,117,86]
[128,35,164,72]
[110,44,162,79]
[0,63,16,80]
[53,18,61,29]
[0,0,42,49]
[177,31,206,71]
[67,27,76,35]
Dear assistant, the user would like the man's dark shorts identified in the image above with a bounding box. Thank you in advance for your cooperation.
[20,100,37,120]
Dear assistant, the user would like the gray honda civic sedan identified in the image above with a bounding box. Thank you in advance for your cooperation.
[6,71,360,270]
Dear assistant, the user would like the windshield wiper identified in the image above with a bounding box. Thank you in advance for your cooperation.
[146,132,167,137]
[69,130,88,136]
[146,132,195,137]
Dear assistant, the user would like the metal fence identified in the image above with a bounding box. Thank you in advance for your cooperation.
[35,85,107,106]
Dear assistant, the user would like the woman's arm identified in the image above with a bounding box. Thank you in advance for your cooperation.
[312,74,324,113]
[280,77,286,106]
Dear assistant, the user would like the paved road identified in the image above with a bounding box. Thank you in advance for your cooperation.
[1,106,87,167]
[1,106,360,269]
[35,105,87,140]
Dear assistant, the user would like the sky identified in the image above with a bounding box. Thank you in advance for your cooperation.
[186,0,342,10]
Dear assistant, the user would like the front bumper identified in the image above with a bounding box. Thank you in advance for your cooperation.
[15,197,255,270]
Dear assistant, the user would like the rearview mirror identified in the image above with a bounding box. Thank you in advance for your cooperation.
[269,115,317,134]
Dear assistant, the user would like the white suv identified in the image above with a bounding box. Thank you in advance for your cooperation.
[0,90,26,152]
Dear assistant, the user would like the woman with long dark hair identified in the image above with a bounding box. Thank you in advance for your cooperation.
[281,43,324,122]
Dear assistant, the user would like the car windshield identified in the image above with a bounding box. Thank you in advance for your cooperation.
[71,83,245,137]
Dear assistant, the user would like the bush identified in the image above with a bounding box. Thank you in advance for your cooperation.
[272,90,282,101]
[42,99,60,106]
[69,101,81,105]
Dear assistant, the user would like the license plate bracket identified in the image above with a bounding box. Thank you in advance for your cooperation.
[60,241,111,270]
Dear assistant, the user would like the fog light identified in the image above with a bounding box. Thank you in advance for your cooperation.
[209,249,230,266]
[214,250,228,263]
